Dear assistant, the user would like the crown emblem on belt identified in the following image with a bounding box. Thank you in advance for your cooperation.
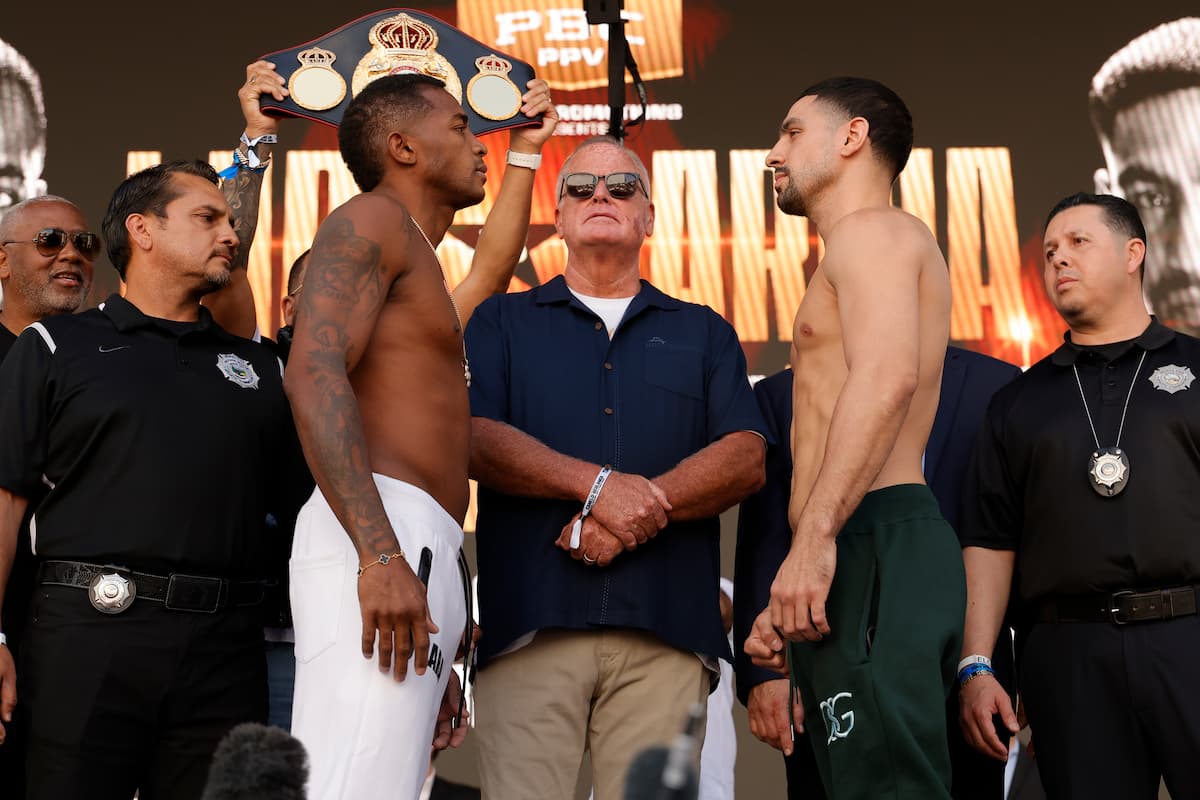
[373,13,438,56]
[298,47,336,66]
[354,12,461,101]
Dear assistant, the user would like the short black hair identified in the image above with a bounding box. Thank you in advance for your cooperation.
[338,74,446,192]
[102,160,219,279]
[797,77,913,181]
[1045,192,1148,277]
[287,249,310,295]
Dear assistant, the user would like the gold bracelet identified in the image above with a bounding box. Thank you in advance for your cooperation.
[357,550,405,577]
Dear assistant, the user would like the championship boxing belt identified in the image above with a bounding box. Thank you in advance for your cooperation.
[259,7,540,136]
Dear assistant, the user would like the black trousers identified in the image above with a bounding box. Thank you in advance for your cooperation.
[784,732,827,799]
[22,585,266,800]
[0,523,36,798]
[1020,615,1200,800]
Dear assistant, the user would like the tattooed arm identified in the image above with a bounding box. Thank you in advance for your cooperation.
[204,60,286,338]
[285,197,435,682]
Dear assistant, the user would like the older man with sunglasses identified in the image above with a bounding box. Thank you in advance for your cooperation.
[465,135,768,799]
[0,196,96,354]
[0,194,96,795]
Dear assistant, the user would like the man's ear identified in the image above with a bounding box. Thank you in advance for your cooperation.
[125,213,153,254]
[387,131,417,167]
[840,117,870,157]
[1126,238,1147,277]
[0,245,11,280]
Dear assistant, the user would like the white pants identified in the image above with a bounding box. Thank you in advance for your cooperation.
[290,475,466,800]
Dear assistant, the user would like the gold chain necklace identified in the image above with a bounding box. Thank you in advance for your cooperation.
[411,217,471,387]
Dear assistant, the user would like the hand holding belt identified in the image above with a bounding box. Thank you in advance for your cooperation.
[257,9,540,136]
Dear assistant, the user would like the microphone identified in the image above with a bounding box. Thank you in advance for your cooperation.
[624,703,705,800]
[201,722,309,800]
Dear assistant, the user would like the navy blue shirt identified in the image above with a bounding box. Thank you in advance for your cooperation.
[466,276,767,667]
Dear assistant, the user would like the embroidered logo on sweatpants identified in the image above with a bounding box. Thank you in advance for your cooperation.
[820,692,855,744]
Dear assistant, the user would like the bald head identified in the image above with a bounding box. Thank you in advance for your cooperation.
[0,194,80,239]
[556,136,651,200]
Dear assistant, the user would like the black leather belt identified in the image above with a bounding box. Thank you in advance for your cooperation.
[38,560,266,614]
[1036,585,1199,625]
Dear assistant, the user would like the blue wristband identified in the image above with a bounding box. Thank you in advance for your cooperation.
[957,662,995,686]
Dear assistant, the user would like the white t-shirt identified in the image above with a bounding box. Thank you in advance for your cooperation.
[569,288,636,338]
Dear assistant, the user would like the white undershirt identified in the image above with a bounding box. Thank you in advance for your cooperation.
[569,289,635,338]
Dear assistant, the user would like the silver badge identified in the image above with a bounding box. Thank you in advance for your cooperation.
[1149,364,1195,394]
[89,572,136,614]
[216,353,260,389]
[1088,447,1130,498]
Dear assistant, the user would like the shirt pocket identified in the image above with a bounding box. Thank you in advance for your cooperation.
[644,342,705,400]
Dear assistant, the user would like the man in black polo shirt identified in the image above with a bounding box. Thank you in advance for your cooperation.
[465,135,768,799]
[0,160,304,800]
[0,194,97,795]
[959,192,1200,799]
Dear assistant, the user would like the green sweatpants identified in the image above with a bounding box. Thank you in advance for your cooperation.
[788,484,965,800]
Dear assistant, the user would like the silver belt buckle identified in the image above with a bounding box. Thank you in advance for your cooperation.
[89,572,136,614]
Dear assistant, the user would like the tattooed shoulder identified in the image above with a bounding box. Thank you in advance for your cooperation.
[302,213,387,312]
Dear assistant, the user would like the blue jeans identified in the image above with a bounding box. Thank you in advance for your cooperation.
[265,640,296,731]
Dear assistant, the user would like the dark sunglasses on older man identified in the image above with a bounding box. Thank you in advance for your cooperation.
[1,228,101,260]
[559,172,648,200]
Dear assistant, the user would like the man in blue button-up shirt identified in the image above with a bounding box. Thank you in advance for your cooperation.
[465,136,768,800]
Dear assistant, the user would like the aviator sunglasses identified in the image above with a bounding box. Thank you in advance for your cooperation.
[558,172,649,201]
[1,227,101,260]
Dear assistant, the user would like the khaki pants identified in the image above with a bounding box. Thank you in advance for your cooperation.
[474,628,709,800]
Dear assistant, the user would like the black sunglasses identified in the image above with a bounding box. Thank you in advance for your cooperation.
[1,228,101,260]
[559,172,648,201]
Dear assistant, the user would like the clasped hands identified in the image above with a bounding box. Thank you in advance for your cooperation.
[554,471,672,567]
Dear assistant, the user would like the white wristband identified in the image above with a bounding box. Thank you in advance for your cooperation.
[0,632,6,647]
[240,131,278,169]
[957,654,991,674]
[505,149,542,170]
[569,465,612,549]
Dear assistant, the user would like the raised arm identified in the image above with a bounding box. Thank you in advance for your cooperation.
[772,211,927,641]
[284,199,434,682]
[204,60,287,337]
[451,80,558,325]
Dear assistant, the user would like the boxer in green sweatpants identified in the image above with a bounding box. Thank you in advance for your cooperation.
[746,76,963,799]
[788,485,965,799]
